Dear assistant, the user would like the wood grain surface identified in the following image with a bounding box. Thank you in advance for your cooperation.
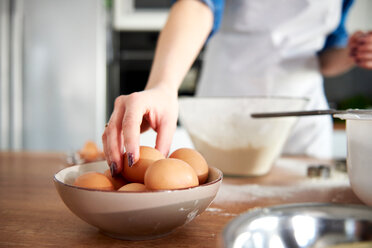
[0,152,363,248]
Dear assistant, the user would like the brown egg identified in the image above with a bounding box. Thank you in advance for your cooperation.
[169,148,209,184]
[118,183,147,192]
[122,146,165,183]
[78,141,104,162]
[104,169,127,190]
[74,172,114,191]
[144,158,199,190]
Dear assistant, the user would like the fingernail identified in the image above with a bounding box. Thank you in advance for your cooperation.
[110,162,118,176]
[127,152,134,167]
[358,41,365,45]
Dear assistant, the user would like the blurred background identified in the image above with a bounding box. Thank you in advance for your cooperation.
[0,0,371,156]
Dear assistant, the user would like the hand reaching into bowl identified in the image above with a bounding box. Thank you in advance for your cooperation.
[101,0,212,176]
[349,31,372,70]
[102,86,178,176]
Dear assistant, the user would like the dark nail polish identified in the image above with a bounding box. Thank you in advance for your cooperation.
[127,153,134,167]
[110,162,118,176]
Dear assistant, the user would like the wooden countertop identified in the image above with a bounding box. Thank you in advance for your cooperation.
[0,152,363,247]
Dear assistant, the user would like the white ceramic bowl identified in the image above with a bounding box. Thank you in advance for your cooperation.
[54,161,222,240]
[335,112,372,206]
[178,97,307,176]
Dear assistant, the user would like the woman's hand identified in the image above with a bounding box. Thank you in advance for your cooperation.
[319,31,372,77]
[349,31,372,70]
[102,0,212,176]
[102,86,179,176]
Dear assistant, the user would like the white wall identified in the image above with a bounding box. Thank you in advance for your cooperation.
[22,0,106,151]
[347,0,372,32]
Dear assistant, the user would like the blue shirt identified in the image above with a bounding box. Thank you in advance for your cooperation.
[171,0,224,37]
[322,0,354,50]
[198,0,225,37]
[174,0,354,50]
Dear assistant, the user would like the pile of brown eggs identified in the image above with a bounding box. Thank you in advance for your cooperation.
[73,146,209,191]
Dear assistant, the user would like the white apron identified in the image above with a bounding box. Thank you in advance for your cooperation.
[196,0,343,158]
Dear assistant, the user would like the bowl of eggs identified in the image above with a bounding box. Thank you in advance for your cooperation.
[178,96,308,176]
[54,146,222,240]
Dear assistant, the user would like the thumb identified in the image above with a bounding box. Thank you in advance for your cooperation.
[155,119,176,157]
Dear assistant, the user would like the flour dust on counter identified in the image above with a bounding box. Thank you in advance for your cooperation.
[213,157,351,204]
[206,207,238,217]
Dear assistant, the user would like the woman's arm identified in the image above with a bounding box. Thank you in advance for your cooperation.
[318,47,355,77]
[319,31,372,77]
[102,0,213,175]
[146,0,213,91]
[318,0,355,77]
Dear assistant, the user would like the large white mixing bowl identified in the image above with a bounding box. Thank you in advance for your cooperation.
[178,96,308,176]
[335,111,372,206]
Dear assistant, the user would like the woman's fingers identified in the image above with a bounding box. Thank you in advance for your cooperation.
[353,43,372,62]
[350,32,372,69]
[103,96,125,176]
[155,118,176,157]
[348,31,364,49]
[101,129,110,167]
[355,43,372,53]
[355,51,372,60]
[103,88,179,176]
[107,124,123,175]
[355,59,372,69]
[122,93,145,166]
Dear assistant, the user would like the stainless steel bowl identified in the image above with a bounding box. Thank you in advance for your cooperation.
[223,203,372,248]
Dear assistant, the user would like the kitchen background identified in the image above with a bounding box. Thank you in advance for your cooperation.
[0,0,371,157]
